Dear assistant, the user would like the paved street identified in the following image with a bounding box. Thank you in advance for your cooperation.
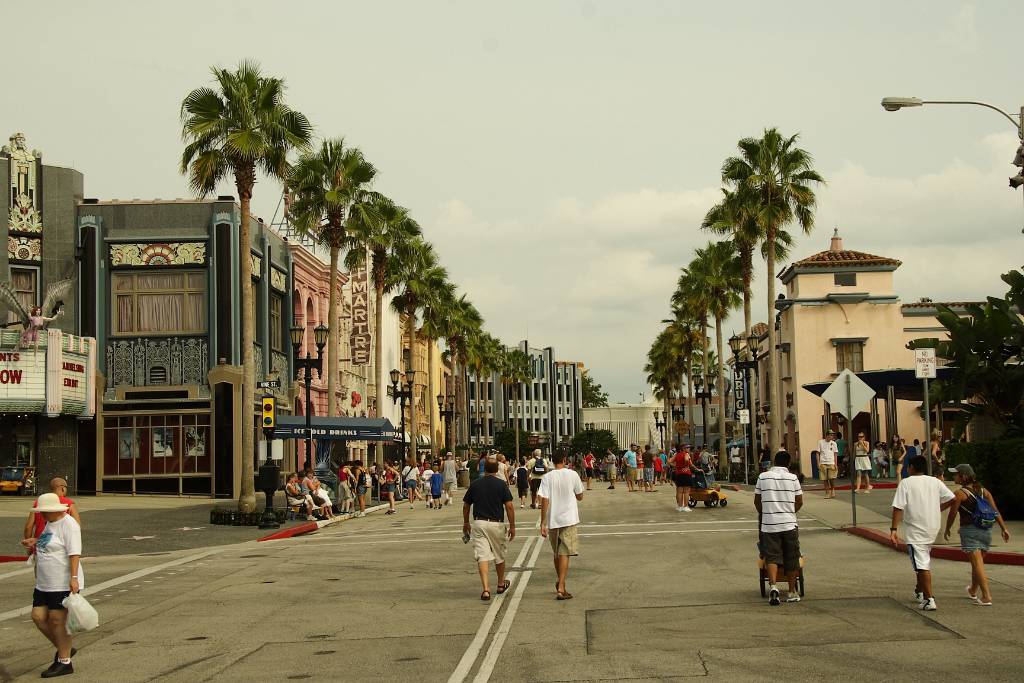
[3,484,1024,682]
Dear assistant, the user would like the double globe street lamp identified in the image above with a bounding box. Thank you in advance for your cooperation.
[437,393,456,452]
[290,323,329,472]
[728,331,763,484]
[390,368,415,464]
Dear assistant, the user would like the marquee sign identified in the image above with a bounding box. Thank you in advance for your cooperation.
[0,329,96,418]
[349,262,371,365]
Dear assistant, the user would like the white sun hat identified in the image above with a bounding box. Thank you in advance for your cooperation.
[34,492,69,513]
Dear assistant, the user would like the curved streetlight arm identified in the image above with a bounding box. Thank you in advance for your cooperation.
[921,100,1023,136]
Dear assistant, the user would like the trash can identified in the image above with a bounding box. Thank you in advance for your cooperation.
[457,468,469,488]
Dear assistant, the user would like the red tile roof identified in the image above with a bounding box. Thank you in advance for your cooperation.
[750,322,769,337]
[792,249,901,267]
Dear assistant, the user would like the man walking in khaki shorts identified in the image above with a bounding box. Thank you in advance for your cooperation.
[539,450,584,600]
[463,459,516,601]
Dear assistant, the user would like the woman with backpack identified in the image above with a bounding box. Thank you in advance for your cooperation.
[943,463,1011,606]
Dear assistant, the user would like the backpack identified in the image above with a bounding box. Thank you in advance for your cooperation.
[532,458,547,475]
[966,488,997,529]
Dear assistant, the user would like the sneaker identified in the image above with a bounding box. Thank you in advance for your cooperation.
[681,506,692,513]
[41,661,73,678]
[676,506,684,512]
[974,600,992,606]
[786,592,801,603]
[965,585,978,600]
[520,503,525,509]
[306,515,317,521]
[920,597,937,611]
[768,586,781,606]
[914,590,924,603]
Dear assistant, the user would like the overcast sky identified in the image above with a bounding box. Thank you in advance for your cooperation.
[8,1,1023,402]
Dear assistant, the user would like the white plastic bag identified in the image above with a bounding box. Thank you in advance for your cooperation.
[62,593,99,634]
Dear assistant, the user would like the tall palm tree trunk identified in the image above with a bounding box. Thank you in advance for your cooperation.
[701,317,710,448]
[428,341,438,459]
[686,370,694,445]
[406,311,418,466]
[237,182,257,512]
[765,234,781,451]
[373,272,385,467]
[714,316,727,474]
[327,243,340,417]
[741,243,753,337]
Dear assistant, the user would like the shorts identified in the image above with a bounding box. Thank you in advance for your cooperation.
[383,483,396,494]
[818,464,837,480]
[339,483,353,501]
[405,480,417,490]
[907,543,932,572]
[529,479,542,494]
[356,485,367,496]
[959,526,992,553]
[584,468,595,478]
[626,466,637,482]
[33,589,70,611]
[443,481,455,493]
[855,456,872,472]
[516,481,529,497]
[674,473,693,488]
[606,466,617,480]
[548,524,579,557]
[471,520,507,564]
[760,529,801,573]
[644,468,655,483]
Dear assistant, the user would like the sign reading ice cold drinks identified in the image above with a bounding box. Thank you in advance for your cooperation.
[349,263,371,366]
[0,329,96,418]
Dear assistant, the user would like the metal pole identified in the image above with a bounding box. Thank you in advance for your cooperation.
[304,356,312,472]
[744,367,752,486]
[846,372,857,527]
[701,394,708,448]
[923,378,932,476]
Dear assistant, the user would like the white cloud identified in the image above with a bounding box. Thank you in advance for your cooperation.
[944,4,979,49]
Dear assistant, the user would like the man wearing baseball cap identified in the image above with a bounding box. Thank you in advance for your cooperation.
[20,492,84,677]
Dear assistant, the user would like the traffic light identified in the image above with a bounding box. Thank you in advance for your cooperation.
[262,396,275,429]
[1011,142,1024,189]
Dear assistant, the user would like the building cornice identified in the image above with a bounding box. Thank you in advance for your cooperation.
[776,294,900,311]
[779,263,899,284]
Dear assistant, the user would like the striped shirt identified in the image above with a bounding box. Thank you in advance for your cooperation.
[754,467,802,532]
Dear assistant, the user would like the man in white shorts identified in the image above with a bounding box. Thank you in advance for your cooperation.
[890,455,955,611]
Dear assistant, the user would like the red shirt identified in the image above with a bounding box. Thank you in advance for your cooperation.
[33,496,74,537]
[583,454,595,469]
[654,456,664,472]
[673,452,693,475]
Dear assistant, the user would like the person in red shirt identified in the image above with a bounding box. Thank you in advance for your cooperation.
[23,478,81,553]
[582,452,596,490]
[672,447,695,513]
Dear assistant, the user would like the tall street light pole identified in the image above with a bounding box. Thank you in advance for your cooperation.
[390,367,415,465]
[290,324,329,473]
[653,412,666,453]
[437,393,455,452]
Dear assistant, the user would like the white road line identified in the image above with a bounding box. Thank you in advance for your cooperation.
[0,566,33,582]
[579,526,832,538]
[472,534,545,683]
[0,548,223,623]
[448,537,537,683]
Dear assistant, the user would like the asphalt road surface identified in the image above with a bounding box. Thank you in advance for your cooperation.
[2,484,1024,681]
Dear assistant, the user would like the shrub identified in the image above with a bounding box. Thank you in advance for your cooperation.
[946,439,1024,518]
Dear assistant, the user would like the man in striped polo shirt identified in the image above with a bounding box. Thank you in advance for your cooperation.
[754,450,803,606]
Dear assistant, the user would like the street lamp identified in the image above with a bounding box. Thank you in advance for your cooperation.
[291,323,328,472]
[729,333,759,485]
[693,375,711,449]
[881,96,1024,192]
[437,393,456,452]
[390,368,414,464]
[653,411,666,452]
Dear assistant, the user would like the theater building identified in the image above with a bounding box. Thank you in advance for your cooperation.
[78,198,295,497]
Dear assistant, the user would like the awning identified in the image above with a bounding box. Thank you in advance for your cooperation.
[273,416,400,442]
[801,367,957,402]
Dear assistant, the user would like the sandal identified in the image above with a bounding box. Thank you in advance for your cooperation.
[496,580,511,595]
[480,591,491,601]
[556,591,574,600]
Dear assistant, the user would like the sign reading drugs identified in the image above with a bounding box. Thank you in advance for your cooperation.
[349,262,371,365]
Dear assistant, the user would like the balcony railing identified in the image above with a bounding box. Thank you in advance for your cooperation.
[106,336,209,395]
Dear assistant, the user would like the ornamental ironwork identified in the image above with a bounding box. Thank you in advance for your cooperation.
[105,336,209,395]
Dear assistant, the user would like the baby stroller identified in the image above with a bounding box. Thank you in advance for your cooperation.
[757,529,805,597]
[687,464,729,508]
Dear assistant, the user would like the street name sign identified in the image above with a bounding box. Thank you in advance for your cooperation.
[914,348,937,379]
[256,379,281,389]
[738,409,750,425]
[821,369,875,420]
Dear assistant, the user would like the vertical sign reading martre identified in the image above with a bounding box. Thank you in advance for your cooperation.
[349,262,371,365]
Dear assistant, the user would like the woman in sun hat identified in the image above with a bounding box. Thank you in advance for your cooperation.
[19,492,84,678]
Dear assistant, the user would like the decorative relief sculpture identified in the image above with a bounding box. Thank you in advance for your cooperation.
[251,253,262,277]
[105,336,209,392]
[270,269,287,292]
[7,236,41,261]
[109,242,207,266]
[2,132,42,235]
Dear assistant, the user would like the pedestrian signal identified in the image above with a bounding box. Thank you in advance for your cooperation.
[262,396,275,428]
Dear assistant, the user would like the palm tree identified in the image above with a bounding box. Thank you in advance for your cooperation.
[345,200,421,465]
[389,237,448,465]
[420,281,458,459]
[442,296,483,449]
[288,138,382,418]
[656,314,703,445]
[673,268,712,447]
[688,241,743,469]
[180,61,312,512]
[721,128,824,450]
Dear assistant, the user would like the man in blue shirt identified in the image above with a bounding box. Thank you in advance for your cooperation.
[623,444,638,492]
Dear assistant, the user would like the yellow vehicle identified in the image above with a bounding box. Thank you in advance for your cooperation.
[687,469,729,508]
[0,466,34,495]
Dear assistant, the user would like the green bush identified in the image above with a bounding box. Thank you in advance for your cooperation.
[946,439,1024,518]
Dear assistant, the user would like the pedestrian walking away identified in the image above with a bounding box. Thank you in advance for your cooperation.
[942,464,1011,606]
[513,458,529,508]
[463,459,516,601]
[817,431,838,498]
[890,455,955,611]
[441,452,458,505]
[754,451,804,606]
[402,462,420,508]
[538,450,585,600]
[526,449,552,508]
[642,445,656,492]
[672,446,695,512]
[20,492,84,678]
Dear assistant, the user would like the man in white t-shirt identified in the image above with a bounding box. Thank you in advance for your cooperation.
[442,453,459,505]
[890,454,955,611]
[754,451,804,606]
[817,431,839,499]
[538,451,584,600]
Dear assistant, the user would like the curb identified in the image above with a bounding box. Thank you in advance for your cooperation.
[257,503,390,542]
[844,526,1024,566]
[0,555,29,564]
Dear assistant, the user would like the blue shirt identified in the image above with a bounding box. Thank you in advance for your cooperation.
[623,450,637,468]
[430,472,444,497]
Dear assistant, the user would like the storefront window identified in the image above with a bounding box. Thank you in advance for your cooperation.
[269,293,283,351]
[7,267,36,324]
[112,272,206,335]
[103,413,211,480]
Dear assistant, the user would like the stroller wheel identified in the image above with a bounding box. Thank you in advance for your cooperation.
[719,498,728,507]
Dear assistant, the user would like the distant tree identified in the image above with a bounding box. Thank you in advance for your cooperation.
[582,373,609,407]
[494,428,533,462]
[570,428,619,455]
